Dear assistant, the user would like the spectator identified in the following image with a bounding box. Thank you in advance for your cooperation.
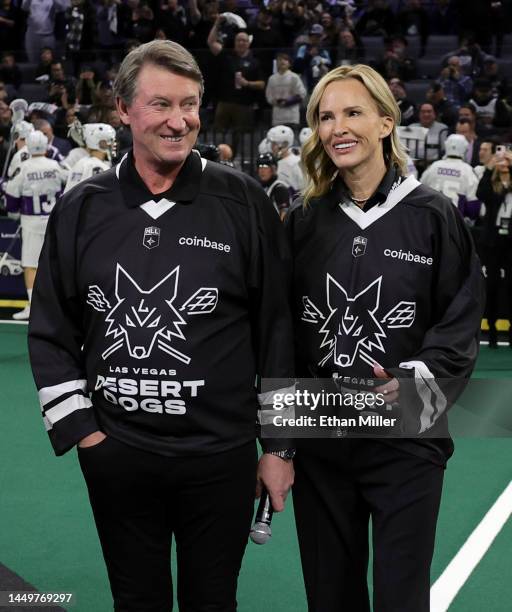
[426,81,458,129]
[96,0,129,62]
[188,0,220,49]
[35,47,55,79]
[75,66,97,105]
[34,118,73,156]
[476,147,512,347]
[481,55,508,97]
[157,0,189,47]
[0,81,9,103]
[0,52,22,92]
[458,101,493,137]
[468,78,498,128]
[428,0,459,36]
[410,102,448,164]
[0,99,11,128]
[320,12,339,49]
[441,36,485,78]
[218,142,233,164]
[129,0,156,44]
[474,138,497,180]
[335,28,365,66]
[376,36,416,82]
[266,52,306,130]
[355,0,395,37]
[294,24,332,91]
[438,55,473,108]
[22,0,71,64]
[47,61,76,109]
[64,0,96,75]
[0,0,21,55]
[208,20,264,150]
[388,77,416,125]
[456,118,481,166]
[396,0,429,57]
[249,7,284,80]
[277,0,306,47]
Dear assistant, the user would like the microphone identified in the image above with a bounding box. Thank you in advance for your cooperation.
[250,489,274,545]
[9,98,28,124]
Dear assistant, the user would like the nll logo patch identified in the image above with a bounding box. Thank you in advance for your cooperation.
[143,226,160,250]
[352,236,367,258]
[86,264,218,363]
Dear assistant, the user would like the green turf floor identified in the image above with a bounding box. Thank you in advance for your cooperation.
[0,324,510,611]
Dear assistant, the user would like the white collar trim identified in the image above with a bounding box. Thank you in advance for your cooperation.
[338,175,421,230]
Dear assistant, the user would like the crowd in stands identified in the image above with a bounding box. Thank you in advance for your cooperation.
[1,1,512,336]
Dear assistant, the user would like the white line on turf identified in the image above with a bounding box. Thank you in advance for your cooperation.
[0,320,29,326]
[430,480,512,611]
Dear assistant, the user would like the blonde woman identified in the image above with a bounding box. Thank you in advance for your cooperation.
[286,65,484,611]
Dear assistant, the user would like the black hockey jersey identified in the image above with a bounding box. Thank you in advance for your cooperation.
[287,168,484,463]
[28,151,295,456]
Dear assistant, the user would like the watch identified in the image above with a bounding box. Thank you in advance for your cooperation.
[267,448,296,461]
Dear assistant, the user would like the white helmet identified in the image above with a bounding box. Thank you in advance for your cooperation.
[267,125,295,148]
[299,127,312,146]
[258,137,273,155]
[444,134,468,159]
[26,130,48,155]
[15,120,34,141]
[83,123,116,153]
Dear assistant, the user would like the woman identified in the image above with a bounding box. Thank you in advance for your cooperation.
[476,147,512,347]
[286,64,484,611]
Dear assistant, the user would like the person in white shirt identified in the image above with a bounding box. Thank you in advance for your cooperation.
[4,130,68,319]
[266,124,304,194]
[65,123,116,192]
[265,53,306,129]
[421,134,479,217]
[409,103,448,164]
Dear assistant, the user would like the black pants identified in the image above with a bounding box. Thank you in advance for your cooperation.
[78,437,258,612]
[484,238,512,329]
[293,439,444,612]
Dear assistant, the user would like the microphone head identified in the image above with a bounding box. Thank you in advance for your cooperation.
[250,521,272,545]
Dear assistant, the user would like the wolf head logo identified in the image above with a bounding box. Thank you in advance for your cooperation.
[104,264,186,360]
[319,275,386,368]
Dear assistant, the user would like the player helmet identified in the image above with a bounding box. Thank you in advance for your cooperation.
[26,130,48,155]
[444,134,469,159]
[15,120,34,141]
[256,153,277,168]
[267,125,295,148]
[258,137,273,155]
[299,127,312,146]
[83,123,116,155]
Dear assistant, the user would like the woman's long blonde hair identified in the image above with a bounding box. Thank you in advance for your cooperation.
[301,64,408,206]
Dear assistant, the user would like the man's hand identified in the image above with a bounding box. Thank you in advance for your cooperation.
[78,431,107,448]
[374,365,400,404]
[256,453,294,512]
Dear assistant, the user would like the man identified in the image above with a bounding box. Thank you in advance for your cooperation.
[33,118,72,158]
[207,20,265,147]
[410,102,448,164]
[438,55,473,109]
[266,124,304,195]
[293,23,332,90]
[427,81,458,129]
[421,134,479,220]
[265,52,306,130]
[256,152,291,219]
[28,40,295,611]
[388,77,416,126]
[474,139,497,180]
[64,123,116,191]
[4,130,67,320]
[456,117,481,166]
[22,0,70,63]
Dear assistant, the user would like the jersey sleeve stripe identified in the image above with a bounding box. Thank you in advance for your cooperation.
[257,383,296,407]
[39,379,89,405]
[42,394,93,431]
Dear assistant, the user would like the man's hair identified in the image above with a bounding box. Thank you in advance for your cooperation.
[302,64,408,206]
[459,102,477,116]
[419,102,435,113]
[113,40,204,106]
